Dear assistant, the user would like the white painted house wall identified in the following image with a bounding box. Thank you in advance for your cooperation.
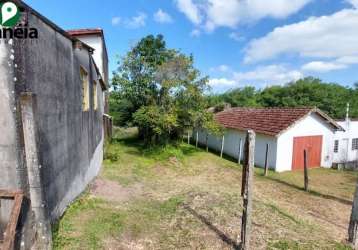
[333,120,358,163]
[196,112,337,172]
[276,113,335,172]
[196,129,278,170]
[77,35,105,78]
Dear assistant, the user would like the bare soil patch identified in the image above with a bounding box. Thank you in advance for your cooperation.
[91,178,143,203]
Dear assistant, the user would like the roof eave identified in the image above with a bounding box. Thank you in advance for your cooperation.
[313,108,345,132]
[275,108,345,137]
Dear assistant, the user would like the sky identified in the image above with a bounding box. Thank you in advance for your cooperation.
[25,0,358,93]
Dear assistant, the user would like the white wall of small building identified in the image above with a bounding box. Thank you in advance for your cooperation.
[196,112,338,172]
[333,120,358,163]
[196,128,278,170]
[276,113,335,172]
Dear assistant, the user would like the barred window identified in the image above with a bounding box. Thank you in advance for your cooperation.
[353,138,358,150]
[334,140,339,153]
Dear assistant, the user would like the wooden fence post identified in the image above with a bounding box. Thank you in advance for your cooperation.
[349,181,358,248]
[220,135,225,158]
[239,130,255,250]
[196,131,199,148]
[304,150,309,191]
[238,138,242,165]
[264,144,269,176]
[206,133,209,152]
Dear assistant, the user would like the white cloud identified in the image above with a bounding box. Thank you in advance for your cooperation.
[229,32,244,42]
[244,9,358,63]
[111,16,121,26]
[242,0,312,20]
[233,65,303,86]
[348,0,358,8]
[209,65,303,89]
[190,29,201,37]
[154,9,173,23]
[337,56,358,65]
[176,0,202,25]
[125,12,147,29]
[302,61,347,72]
[209,78,236,87]
[210,64,231,72]
[204,0,241,31]
[175,0,311,31]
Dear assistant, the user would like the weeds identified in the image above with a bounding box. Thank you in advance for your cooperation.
[53,127,357,249]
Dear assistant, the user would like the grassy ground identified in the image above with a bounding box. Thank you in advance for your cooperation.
[53,128,357,250]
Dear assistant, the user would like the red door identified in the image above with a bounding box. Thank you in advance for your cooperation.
[292,136,323,170]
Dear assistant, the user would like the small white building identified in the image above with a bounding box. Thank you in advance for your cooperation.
[333,118,358,164]
[196,107,343,172]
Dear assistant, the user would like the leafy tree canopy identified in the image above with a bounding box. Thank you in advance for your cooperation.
[207,77,358,119]
[111,35,219,145]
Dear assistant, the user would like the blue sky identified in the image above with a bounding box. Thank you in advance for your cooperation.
[25,0,358,93]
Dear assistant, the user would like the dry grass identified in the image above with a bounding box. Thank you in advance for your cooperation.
[53,128,357,249]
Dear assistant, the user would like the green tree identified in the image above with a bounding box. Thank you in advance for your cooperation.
[109,92,135,126]
[206,86,258,109]
[258,77,352,118]
[206,77,357,119]
[112,35,217,145]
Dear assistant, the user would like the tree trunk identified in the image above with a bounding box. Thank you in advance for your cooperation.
[206,133,209,152]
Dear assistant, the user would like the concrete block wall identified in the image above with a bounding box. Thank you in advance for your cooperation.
[18,12,105,221]
[196,128,278,170]
[0,6,106,248]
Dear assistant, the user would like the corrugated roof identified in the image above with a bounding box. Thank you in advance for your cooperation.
[215,107,343,136]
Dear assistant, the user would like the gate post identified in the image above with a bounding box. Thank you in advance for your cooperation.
[239,130,255,250]
[304,150,309,191]
[349,181,358,248]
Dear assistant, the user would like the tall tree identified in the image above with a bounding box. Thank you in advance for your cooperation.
[112,35,217,144]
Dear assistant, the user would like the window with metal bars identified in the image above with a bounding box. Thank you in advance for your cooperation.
[353,138,358,150]
[334,140,339,153]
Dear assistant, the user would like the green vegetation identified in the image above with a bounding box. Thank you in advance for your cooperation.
[207,78,358,119]
[52,194,124,249]
[111,35,220,145]
[53,191,183,249]
[53,129,356,249]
